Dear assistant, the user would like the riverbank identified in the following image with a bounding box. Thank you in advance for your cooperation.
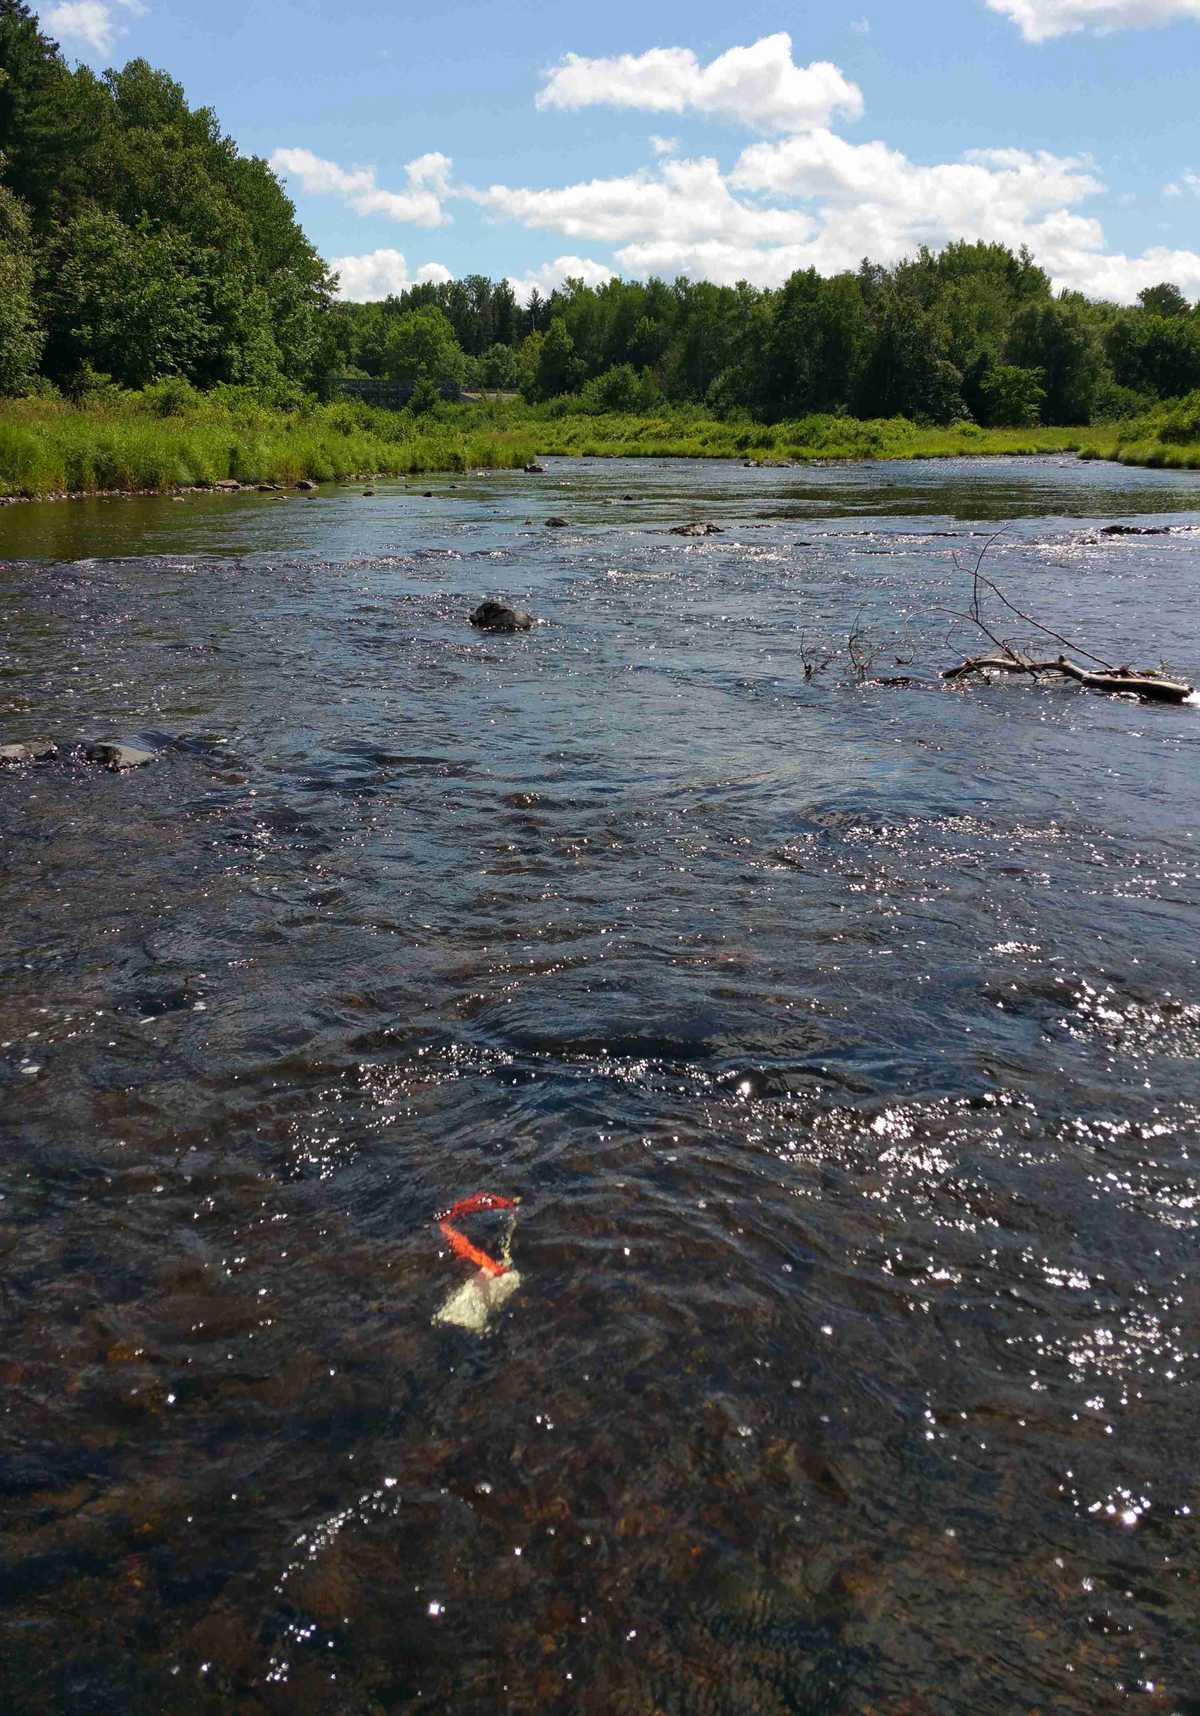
[4,390,1199,498]
[1078,391,1200,470]
[0,393,541,498]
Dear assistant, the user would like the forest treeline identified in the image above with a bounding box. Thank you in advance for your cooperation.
[3,0,1200,429]
[328,261,1200,428]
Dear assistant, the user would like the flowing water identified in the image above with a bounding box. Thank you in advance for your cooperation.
[2,456,1199,1715]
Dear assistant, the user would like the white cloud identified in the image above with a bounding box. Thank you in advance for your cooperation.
[1032,230,1200,299]
[506,255,617,304]
[406,152,453,194]
[536,33,862,133]
[43,0,140,54]
[278,33,1200,312]
[731,132,1103,223]
[269,147,451,226]
[986,0,1200,40]
[330,250,453,301]
[473,154,813,248]
[471,129,1200,302]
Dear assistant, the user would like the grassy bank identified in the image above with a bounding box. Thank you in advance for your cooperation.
[0,390,540,497]
[517,406,1086,463]
[1078,390,1200,471]
[0,388,1138,499]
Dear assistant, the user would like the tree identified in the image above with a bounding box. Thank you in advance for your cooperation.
[530,318,583,398]
[477,342,523,390]
[1105,311,1200,398]
[858,298,964,423]
[45,209,214,387]
[758,268,867,417]
[1137,281,1190,318]
[380,306,464,385]
[977,363,1045,426]
[0,176,40,391]
[1005,300,1103,424]
[578,363,660,413]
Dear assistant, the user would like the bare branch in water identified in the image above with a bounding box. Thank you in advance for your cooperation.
[944,532,1193,703]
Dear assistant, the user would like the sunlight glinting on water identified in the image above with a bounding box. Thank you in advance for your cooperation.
[1,456,1199,1712]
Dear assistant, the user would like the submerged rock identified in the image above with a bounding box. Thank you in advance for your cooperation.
[524,462,547,473]
[85,741,155,771]
[544,516,569,528]
[669,521,723,536]
[1100,523,1171,536]
[470,601,534,633]
[0,740,58,764]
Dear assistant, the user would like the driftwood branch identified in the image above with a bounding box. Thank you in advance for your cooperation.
[944,533,1194,705]
[943,654,1194,704]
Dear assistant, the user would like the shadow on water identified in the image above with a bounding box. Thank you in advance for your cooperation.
[1,457,1200,1714]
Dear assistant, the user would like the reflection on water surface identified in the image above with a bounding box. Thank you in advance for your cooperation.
[1,457,1199,1714]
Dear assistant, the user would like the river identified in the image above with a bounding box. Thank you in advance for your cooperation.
[2,455,1199,1715]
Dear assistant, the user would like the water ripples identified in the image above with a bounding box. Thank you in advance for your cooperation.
[2,456,1200,1712]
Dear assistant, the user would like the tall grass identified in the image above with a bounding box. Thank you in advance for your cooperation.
[1078,390,1200,471]
[520,408,1085,462]
[0,388,1102,498]
[0,391,540,497]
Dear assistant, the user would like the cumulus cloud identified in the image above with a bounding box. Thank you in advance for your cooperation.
[270,147,451,226]
[536,33,862,133]
[44,0,144,55]
[1036,231,1200,298]
[473,142,1092,282]
[471,130,1200,302]
[473,154,814,248]
[330,250,453,301]
[277,31,1200,310]
[731,131,1103,222]
[506,255,617,304]
[406,152,453,194]
[986,0,1200,40]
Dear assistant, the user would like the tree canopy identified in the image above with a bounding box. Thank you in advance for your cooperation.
[0,8,1197,428]
[0,3,331,393]
[326,245,1200,427]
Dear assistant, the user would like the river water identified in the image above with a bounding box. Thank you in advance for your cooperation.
[2,456,1199,1715]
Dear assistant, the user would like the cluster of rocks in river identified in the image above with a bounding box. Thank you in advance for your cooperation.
[1,739,155,770]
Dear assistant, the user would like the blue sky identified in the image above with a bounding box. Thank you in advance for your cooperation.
[37,0,1200,302]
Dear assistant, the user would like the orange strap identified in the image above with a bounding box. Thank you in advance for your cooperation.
[438,1192,518,1278]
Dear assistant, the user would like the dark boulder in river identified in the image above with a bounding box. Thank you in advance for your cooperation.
[669,521,723,536]
[294,479,318,492]
[469,601,534,633]
[544,516,569,528]
[524,462,547,473]
[84,741,155,770]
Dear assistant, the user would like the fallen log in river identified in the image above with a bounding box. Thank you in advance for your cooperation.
[942,654,1194,703]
